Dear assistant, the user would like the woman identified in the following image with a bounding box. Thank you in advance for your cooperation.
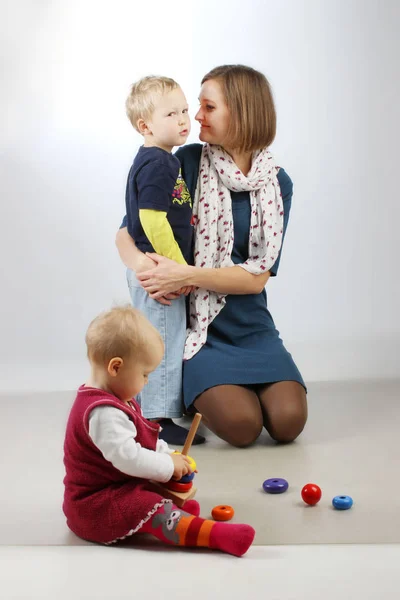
[116,65,307,448]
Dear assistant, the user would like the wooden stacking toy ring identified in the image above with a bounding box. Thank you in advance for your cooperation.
[263,478,289,494]
[332,495,353,510]
[179,471,195,483]
[211,505,234,521]
[173,451,197,471]
[166,480,193,492]
[301,483,322,506]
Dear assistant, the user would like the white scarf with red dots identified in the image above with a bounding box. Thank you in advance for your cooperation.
[184,143,284,360]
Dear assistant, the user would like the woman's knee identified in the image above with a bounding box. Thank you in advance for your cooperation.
[194,387,263,448]
[262,383,308,443]
[222,414,263,448]
[268,407,307,443]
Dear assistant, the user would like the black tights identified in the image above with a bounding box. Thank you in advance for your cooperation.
[194,381,308,448]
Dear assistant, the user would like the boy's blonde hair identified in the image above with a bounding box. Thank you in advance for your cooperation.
[85,305,163,366]
[126,75,180,132]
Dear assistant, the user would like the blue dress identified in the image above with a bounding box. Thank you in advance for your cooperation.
[175,144,306,411]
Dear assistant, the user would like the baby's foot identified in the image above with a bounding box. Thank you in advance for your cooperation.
[182,500,201,517]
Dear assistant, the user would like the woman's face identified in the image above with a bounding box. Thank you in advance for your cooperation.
[195,79,230,147]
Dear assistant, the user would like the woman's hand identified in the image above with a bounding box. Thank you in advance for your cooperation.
[135,253,158,275]
[132,254,179,305]
[136,253,193,298]
[178,285,196,296]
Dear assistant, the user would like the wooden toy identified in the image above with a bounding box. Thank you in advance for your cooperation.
[301,483,322,505]
[263,478,289,494]
[166,480,193,493]
[150,413,202,507]
[212,505,235,521]
[332,495,353,510]
[180,472,195,483]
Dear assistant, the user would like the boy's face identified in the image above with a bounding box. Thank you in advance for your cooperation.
[143,87,191,152]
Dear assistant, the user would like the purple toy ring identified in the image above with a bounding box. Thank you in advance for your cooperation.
[263,478,289,494]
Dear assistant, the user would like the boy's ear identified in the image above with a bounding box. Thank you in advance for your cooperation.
[137,118,152,135]
[108,357,123,377]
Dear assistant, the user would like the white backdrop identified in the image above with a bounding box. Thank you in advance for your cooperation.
[1,0,399,391]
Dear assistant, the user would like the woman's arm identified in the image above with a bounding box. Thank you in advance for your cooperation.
[190,264,270,294]
[115,227,151,271]
[137,166,293,297]
[136,253,270,297]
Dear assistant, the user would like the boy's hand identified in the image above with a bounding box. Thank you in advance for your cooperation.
[171,453,193,480]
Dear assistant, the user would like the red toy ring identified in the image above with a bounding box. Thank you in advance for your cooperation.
[211,505,234,521]
[165,480,193,492]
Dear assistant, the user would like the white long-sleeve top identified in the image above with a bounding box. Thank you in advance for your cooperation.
[88,405,174,483]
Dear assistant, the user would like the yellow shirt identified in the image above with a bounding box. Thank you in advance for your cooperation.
[139,209,187,265]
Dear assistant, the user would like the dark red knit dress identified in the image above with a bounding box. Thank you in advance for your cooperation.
[63,386,171,544]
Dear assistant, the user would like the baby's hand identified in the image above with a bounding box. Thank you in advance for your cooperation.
[171,453,193,480]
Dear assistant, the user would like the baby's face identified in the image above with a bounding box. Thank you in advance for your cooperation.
[145,87,191,152]
[118,345,164,402]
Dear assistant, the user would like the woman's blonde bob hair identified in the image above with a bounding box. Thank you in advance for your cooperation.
[201,64,276,153]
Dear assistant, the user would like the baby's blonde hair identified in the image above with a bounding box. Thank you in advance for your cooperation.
[125,75,179,132]
[85,305,163,367]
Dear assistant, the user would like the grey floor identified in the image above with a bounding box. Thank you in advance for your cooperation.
[1,380,400,598]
